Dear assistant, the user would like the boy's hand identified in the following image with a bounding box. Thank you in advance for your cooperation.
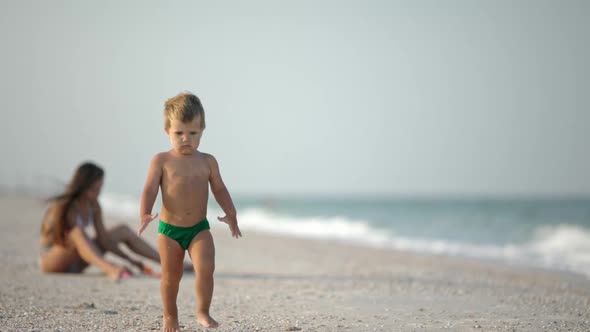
[137,213,159,236]
[217,215,242,238]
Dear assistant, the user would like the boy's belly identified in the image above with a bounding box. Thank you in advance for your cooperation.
[160,175,209,226]
[160,207,208,226]
[160,190,209,226]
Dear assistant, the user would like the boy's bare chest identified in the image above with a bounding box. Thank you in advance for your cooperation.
[162,159,209,182]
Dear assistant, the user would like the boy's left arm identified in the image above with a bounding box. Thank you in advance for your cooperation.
[206,154,242,238]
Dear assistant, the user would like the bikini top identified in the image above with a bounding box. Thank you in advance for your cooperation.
[76,213,93,228]
[76,211,96,237]
[41,206,96,248]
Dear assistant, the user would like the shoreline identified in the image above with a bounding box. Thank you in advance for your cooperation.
[213,225,590,284]
[8,187,590,280]
[2,194,590,331]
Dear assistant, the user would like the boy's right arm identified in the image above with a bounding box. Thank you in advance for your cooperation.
[138,154,163,236]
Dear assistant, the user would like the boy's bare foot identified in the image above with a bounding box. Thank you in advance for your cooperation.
[163,315,180,332]
[197,312,219,328]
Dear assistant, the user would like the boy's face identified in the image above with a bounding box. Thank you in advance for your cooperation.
[166,118,204,155]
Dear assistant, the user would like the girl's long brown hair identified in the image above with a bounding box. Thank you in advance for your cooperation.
[42,162,104,246]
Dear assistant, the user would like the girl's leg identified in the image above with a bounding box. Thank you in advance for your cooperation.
[107,224,193,271]
[158,234,185,332]
[39,244,81,273]
[107,224,160,262]
[187,230,218,328]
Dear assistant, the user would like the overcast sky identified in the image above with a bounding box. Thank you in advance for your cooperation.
[1,0,589,197]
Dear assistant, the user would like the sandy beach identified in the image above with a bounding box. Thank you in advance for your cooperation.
[1,194,589,332]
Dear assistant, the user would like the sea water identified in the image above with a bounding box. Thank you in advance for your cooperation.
[100,194,590,278]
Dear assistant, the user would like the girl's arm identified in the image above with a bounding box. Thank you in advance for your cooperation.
[64,209,124,278]
[68,226,122,277]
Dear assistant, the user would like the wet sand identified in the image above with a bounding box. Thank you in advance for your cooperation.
[1,194,589,331]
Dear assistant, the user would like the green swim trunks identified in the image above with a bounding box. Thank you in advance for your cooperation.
[158,219,210,250]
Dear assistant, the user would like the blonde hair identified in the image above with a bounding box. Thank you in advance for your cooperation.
[164,92,206,130]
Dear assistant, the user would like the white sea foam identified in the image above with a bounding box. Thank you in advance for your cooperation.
[219,206,392,245]
[525,225,590,275]
[206,208,590,277]
[99,192,140,219]
[99,193,590,278]
[387,227,590,277]
[213,206,590,277]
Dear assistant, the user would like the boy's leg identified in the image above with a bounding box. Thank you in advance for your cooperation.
[187,229,218,328]
[158,234,185,332]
